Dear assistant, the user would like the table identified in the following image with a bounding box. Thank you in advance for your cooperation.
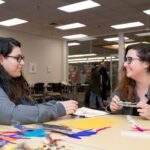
[0,114,150,150]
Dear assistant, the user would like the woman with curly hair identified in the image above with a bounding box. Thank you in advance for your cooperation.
[109,43,150,119]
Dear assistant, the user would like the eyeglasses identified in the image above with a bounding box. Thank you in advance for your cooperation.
[124,57,140,64]
[6,55,25,63]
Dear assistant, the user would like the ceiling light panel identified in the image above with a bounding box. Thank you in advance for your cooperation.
[56,23,86,30]
[68,53,96,58]
[111,22,144,29]
[136,32,150,37]
[63,34,87,40]
[0,18,28,26]
[68,42,80,46]
[58,0,101,12]
[104,37,129,42]
[0,0,5,5]
[78,36,96,41]
[143,9,150,15]
[88,57,105,60]
[68,58,87,61]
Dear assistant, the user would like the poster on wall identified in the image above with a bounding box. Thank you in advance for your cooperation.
[47,65,52,73]
[29,63,37,73]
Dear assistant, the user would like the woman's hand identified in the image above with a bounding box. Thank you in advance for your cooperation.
[60,100,78,115]
[110,95,123,112]
[137,102,150,120]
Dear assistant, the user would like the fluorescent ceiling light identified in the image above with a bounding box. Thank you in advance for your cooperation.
[58,0,100,12]
[135,32,150,37]
[69,60,87,64]
[88,57,105,60]
[104,37,129,42]
[56,23,86,30]
[124,41,150,47]
[69,57,105,62]
[69,59,103,64]
[106,56,116,59]
[68,55,119,64]
[68,53,96,58]
[103,41,150,49]
[143,9,150,15]
[78,36,96,41]
[102,45,118,49]
[68,58,87,61]
[68,42,80,46]
[111,22,144,29]
[0,18,28,26]
[63,34,87,40]
[125,39,135,42]
[68,57,119,64]
[0,0,5,4]
[104,58,119,62]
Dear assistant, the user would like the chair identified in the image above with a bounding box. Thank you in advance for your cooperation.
[31,82,45,103]
[52,83,62,93]
[46,83,53,92]
[46,83,61,98]
[33,83,45,94]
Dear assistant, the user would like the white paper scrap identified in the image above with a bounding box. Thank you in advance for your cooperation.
[74,107,109,117]
[121,130,150,139]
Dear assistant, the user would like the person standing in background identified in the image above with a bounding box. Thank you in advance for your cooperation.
[99,62,110,102]
[84,69,92,107]
[71,67,79,84]
[89,65,104,109]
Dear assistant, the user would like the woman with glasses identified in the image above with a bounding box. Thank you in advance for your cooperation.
[0,37,78,125]
[108,43,150,119]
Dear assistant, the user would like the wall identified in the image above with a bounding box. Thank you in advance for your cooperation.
[0,28,67,85]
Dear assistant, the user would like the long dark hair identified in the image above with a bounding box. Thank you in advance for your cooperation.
[118,43,150,101]
[0,37,30,104]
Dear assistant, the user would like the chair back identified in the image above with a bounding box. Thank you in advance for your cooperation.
[33,82,45,94]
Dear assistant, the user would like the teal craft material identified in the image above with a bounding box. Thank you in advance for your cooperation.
[24,129,48,137]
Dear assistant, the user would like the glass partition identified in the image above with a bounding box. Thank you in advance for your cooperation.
[68,38,119,101]
[67,32,150,101]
